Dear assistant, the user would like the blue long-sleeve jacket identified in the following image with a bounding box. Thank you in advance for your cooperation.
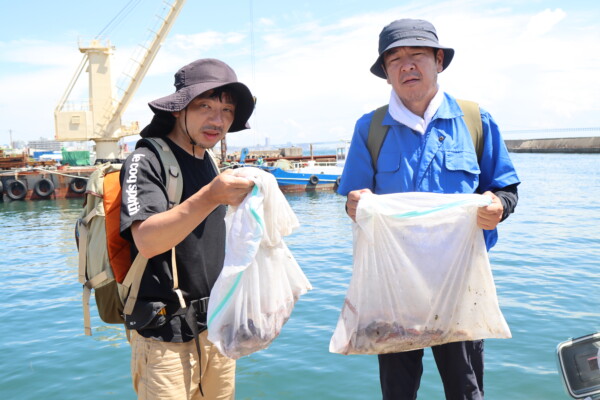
[337,93,520,250]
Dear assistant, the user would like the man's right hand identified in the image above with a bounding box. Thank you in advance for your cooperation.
[131,169,255,259]
[205,169,255,207]
[346,189,372,222]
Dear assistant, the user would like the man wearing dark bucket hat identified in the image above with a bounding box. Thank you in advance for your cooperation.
[119,58,255,399]
[337,19,520,399]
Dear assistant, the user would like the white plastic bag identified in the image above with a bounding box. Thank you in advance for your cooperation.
[207,167,312,359]
[329,192,511,355]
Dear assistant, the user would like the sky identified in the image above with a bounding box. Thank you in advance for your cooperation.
[1,0,599,149]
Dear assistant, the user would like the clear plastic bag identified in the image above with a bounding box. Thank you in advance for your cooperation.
[329,192,511,355]
[207,167,312,359]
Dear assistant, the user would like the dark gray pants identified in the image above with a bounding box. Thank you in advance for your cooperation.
[378,340,484,400]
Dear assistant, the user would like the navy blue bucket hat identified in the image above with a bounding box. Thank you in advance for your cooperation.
[141,58,255,137]
[370,19,455,79]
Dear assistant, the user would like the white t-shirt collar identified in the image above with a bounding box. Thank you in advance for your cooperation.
[388,85,445,134]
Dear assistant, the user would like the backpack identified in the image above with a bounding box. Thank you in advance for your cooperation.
[366,99,483,170]
[75,137,183,336]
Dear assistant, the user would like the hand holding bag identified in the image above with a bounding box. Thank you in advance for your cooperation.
[330,192,511,355]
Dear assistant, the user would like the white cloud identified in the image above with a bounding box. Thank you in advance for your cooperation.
[0,40,80,67]
[258,18,275,27]
[172,31,246,51]
[1,0,598,147]
[524,8,567,38]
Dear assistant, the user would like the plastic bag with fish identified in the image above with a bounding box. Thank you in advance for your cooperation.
[207,167,312,359]
[329,192,511,355]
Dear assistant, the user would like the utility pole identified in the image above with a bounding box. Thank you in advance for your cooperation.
[220,137,227,166]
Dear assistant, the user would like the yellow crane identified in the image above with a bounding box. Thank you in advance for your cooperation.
[54,0,187,162]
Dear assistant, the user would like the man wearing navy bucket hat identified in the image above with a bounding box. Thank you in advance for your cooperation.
[337,19,520,399]
[119,58,255,399]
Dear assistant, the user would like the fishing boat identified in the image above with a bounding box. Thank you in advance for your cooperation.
[0,148,93,201]
[0,166,93,201]
[253,142,349,193]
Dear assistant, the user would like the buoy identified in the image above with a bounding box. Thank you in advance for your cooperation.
[6,179,27,200]
[34,178,55,198]
[308,175,319,185]
[69,177,87,194]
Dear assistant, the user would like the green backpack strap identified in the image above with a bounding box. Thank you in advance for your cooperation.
[367,105,390,170]
[455,99,483,161]
[366,99,484,171]
[141,137,184,209]
[123,137,187,318]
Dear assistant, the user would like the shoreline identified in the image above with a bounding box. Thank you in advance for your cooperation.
[505,136,600,153]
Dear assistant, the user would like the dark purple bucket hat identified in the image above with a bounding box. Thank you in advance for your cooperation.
[143,58,255,137]
[370,19,455,79]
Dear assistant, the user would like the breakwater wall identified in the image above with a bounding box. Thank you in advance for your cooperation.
[505,137,600,153]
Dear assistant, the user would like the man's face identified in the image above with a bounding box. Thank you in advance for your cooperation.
[383,46,443,109]
[173,90,236,149]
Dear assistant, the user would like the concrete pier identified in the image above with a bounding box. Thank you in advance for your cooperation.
[505,137,600,153]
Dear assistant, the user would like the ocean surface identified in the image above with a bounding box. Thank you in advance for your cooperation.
[1,152,599,400]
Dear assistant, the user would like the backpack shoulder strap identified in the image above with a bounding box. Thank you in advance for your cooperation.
[122,137,186,318]
[367,105,390,170]
[205,149,221,175]
[366,100,485,171]
[139,137,184,208]
[456,99,483,161]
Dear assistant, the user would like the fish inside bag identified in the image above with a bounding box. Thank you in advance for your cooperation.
[329,192,511,355]
[207,167,312,359]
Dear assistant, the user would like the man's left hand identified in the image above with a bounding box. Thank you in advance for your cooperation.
[477,191,503,230]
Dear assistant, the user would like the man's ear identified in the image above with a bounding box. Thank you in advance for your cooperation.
[436,49,444,73]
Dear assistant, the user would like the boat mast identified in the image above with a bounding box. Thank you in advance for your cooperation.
[54,0,187,162]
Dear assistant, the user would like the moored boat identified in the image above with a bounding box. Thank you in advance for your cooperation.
[0,166,94,201]
[260,162,342,193]
[245,142,349,193]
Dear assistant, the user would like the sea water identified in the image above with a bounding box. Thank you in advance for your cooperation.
[1,152,598,400]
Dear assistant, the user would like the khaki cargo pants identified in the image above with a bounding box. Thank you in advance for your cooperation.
[130,329,235,400]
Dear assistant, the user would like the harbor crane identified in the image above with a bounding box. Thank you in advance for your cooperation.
[54,0,187,162]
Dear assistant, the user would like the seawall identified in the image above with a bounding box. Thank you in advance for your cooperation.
[505,137,600,153]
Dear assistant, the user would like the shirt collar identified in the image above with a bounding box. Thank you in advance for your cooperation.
[382,88,463,129]
[387,85,445,134]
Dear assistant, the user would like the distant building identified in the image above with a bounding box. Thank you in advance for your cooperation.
[28,138,63,151]
[12,140,27,149]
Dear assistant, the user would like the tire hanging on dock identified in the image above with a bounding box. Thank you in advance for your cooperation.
[6,179,27,201]
[308,175,319,185]
[69,177,87,194]
[34,178,55,198]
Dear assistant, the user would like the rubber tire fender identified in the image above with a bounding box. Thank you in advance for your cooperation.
[308,175,319,185]
[335,176,341,187]
[69,177,87,194]
[34,178,55,198]
[6,179,27,200]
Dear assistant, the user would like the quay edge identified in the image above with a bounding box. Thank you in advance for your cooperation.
[505,137,600,153]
